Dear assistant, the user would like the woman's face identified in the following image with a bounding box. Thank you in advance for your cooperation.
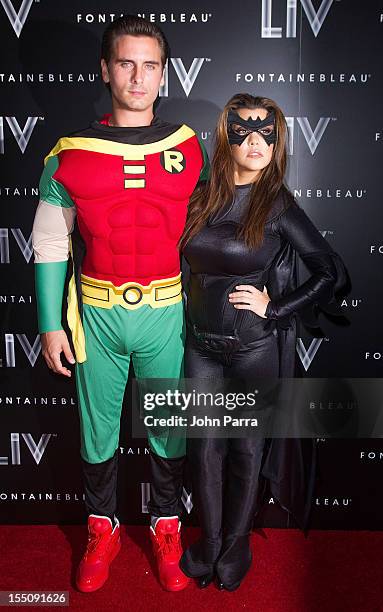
[230,107,274,181]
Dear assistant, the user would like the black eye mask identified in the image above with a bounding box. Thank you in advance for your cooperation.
[227,110,276,146]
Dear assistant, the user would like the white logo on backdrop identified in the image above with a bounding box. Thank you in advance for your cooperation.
[0,295,32,304]
[294,188,366,199]
[0,228,33,263]
[360,451,383,461]
[261,0,335,38]
[141,484,192,513]
[235,72,369,84]
[285,116,331,155]
[2,334,41,368]
[0,433,53,465]
[160,58,207,97]
[315,496,352,507]
[75,12,212,24]
[0,117,39,154]
[0,187,38,197]
[0,0,34,37]
[296,338,324,371]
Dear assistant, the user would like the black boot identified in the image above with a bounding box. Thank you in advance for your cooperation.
[198,573,215,589]
[179,536,222,580]
[215,437,265,590]
[180,438,227,580]
[215,534,252,590]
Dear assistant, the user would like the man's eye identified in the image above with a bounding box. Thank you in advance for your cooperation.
[121,62,133,68]
[145,64,156,70]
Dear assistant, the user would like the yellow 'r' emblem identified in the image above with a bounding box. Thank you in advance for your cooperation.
[161,149,185,173]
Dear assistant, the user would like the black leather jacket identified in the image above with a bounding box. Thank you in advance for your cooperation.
[183,184,349,348]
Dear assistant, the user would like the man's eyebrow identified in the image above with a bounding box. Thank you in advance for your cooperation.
[115,58,161,65]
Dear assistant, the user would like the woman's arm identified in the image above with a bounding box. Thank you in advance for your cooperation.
[265,201,348,321]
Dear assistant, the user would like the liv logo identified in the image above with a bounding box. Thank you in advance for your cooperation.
[159,58,207,97]
[296,337,324,371]
[2,334,41,368]
[262,0,335,38]
[141,484,192,513]
[286,117,333,155]
[0,117,40,154]
[0,433,54,465]
[1,0,35,38]
[0,228,33,263]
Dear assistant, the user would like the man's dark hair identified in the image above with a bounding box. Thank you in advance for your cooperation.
[101,15,170,67]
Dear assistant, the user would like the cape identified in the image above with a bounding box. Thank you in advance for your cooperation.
[258,203,350,529]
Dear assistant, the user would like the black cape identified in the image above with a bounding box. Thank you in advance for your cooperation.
[259,229,350,529]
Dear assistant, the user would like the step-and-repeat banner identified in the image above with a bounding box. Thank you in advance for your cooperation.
[0,0,382,527]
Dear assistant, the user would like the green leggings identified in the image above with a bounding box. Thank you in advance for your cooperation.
[75,301,185,464]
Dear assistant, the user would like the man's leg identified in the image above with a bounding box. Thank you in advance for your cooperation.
[131,301,188,591]
[131,301,186,511]
[75,304,131,592]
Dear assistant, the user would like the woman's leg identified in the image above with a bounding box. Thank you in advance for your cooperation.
[216,437,266,588]
[180,334,227,578]
[216,332,279,588]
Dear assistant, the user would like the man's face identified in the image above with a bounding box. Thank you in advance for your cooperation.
[101,35,165,113]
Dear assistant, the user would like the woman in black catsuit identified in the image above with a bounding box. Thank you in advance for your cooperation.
[178,94,349,591]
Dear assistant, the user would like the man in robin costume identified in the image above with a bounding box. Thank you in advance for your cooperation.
[32,15,208,593]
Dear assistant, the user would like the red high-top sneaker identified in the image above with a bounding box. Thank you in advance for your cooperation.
[150,517,190,592]
[76,515,121,592]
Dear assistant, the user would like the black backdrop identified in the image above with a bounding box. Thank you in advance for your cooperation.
[1,0,382,528]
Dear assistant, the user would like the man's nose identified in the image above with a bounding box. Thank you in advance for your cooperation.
[131,64,144,83]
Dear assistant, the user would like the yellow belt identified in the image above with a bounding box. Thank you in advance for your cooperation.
[81,273,182,310]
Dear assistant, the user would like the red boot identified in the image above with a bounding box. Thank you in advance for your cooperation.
[150,517,190,592]
[76,515,121,593]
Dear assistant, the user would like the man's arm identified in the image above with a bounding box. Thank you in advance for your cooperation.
[32,154,77,376]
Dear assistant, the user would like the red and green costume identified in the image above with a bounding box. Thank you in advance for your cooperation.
[33,115,208,523]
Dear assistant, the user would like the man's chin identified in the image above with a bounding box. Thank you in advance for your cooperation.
[121,100,150,112]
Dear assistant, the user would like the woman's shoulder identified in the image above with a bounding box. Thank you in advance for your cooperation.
[266,185,299,224]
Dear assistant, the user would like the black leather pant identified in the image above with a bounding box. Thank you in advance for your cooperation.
[180,330,279,587]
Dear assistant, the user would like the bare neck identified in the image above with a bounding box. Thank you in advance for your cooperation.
[109,106,154,127]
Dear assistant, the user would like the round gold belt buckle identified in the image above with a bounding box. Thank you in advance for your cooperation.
[123,286,143,305]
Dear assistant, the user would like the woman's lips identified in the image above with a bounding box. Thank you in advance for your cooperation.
[247,151,263,158]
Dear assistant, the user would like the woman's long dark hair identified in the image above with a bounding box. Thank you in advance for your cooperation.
[180,93,292,250]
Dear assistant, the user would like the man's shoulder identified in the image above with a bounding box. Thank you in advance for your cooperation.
[149,117,199,145]
[151,117,200,145]
[45,117,199,161]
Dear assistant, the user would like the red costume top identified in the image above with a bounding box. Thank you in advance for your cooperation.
[32,115,209,355]
[37,115,209,286]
